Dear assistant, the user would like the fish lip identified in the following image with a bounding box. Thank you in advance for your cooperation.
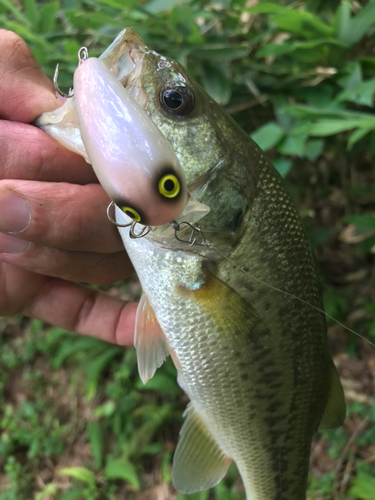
[99,28,148,102]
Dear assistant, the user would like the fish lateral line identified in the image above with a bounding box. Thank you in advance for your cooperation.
[196,239,375,350]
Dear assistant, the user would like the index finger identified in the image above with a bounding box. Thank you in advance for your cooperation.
[0,30,59,121]
[0,31,95,184]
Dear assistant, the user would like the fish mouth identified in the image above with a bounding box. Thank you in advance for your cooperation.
[34,28,151,161]
[100,28,149,106]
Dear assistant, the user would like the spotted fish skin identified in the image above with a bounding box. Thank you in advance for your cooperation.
[111,29,345,500]
[37,28,346,500]
[118,148,330,499]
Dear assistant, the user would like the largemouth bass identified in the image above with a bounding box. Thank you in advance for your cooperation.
[37,28,346,499]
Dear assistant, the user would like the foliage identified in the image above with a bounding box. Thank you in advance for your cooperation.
[0,0,374,499]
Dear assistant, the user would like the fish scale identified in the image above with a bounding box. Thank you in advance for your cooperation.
[121,226,311,499]
[36,28,346,500]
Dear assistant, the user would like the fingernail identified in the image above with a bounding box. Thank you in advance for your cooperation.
[0,189,31,233]
[0,233,30,254]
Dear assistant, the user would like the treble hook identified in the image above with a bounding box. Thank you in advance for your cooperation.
[129,222,151,239]
[107,201,132,228]
[107,201,151,238]
[53,63,74,99]
[171,220,206,246]
[78,46,89,65]
[53,46,89,99]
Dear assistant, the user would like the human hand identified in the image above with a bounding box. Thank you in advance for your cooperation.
[0,30,136,344]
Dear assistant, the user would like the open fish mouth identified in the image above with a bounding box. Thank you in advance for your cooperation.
[99,28,148,107]
[35,28,150,160]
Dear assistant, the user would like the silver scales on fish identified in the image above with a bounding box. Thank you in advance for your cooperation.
[36,28,347,500]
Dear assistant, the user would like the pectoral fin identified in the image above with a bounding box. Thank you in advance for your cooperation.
[173,404,231,494]
[135,293,169,384]
[319,359,346,429]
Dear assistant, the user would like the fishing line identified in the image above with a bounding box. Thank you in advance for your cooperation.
[201,240,375,349]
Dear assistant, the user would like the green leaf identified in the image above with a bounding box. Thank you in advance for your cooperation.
[295,87,334,109]
[337,78,375,107]
[344,215,375,231]
[273,12,333,38]
[85,347,120,400]
[0,0,30,25]
[337,61,362,92]
[161,451,172,483]
[169,4,205,45]
[88,421,104,471]
[143,0,187,15]
[283,104,373,121]
[348,127,374,147]
[257,38,347,59]
[272,95,294,132]
[248,4,333,38]
[250,122,285,151]
[273,158,293,178]
[98,0,132,8]
[59,467,95,485]
[278,134,307,156]
[292,119,375,137]
[335,1,352,43]
[105,459,140,490]
[303,139,324,161]
[202,63,231,105]
[246,3,290,15]
[342,0,375,46]
[94,400,116,418]
[63,39,82,58]
[1,19,50,49]
[193,44,250,61]
[0,486,17,500]
[136,372,180,396]
[24,0,39,30]
[35,484,58,500]
[349,473,375,500]
[39,2,59,33]
[59,489,85,500]
[257,42,295,58]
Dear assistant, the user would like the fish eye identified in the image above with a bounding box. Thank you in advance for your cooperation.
[160,84,195,116]
[121,206,141,222]
[158,174,180,198]
[163,90,183,110]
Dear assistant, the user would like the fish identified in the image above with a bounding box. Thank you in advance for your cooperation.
[37,28,346,500]
[36,55,189,227]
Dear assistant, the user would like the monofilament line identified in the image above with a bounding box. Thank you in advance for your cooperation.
[204,241,375,350]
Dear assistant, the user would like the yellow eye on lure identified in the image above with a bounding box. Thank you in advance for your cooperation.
[72,58,188,227]
[121,206,141,222]
[158,174,180,198]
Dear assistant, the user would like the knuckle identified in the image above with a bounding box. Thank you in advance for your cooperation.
[0,30,30,63]
[0,122,16,177]
[57,204,92,248]
[92,254,127,286]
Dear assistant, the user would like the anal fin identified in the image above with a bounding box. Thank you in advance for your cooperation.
[135,293,169,384]
[319,359,346,429]
[173,403,231,494]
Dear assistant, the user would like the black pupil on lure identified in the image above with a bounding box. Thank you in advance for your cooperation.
[164,90,183,109]
[125,210,135,219]
[164,179,175,191]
